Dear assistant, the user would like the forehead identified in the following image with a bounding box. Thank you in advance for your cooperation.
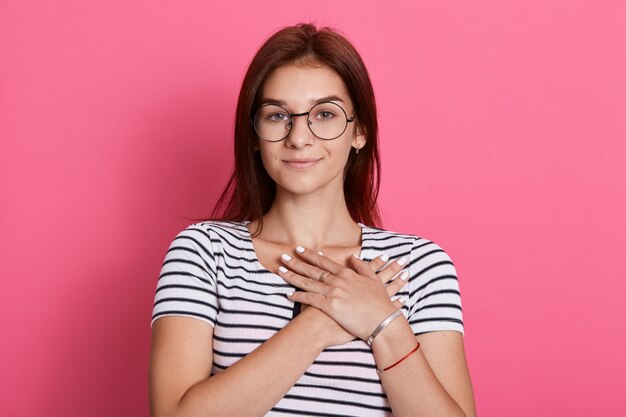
[260,64,352,108]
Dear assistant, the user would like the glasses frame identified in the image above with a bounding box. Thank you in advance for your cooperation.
[252,101,356,142]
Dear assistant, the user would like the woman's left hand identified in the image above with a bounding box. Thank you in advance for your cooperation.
[278,246,409,341]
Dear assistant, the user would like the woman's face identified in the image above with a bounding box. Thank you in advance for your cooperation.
[256,63,365,197]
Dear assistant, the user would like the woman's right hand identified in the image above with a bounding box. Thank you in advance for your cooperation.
[292,253,408,348]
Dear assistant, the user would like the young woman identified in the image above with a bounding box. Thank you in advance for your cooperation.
[150,23,476,417]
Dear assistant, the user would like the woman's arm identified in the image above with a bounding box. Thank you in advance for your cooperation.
[282,248,477,417]
[150,254,406,417]
[150,308,336,417]
[371,318,476,417]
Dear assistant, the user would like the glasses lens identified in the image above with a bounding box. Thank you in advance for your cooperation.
[308,102,348,140]
[254,105,290,141]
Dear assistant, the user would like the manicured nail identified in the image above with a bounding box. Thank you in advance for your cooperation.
[380,253,389,262]
[397,257,407,266]
[278,266,288,273]
[391,296,407,304]
[352,253,361,259]
[400,271,409,281]
[296,246,305,253]
[286,291,294,297]
[281,254,292,261]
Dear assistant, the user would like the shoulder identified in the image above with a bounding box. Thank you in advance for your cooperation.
[363,224,455,264]
[361,224,417,254]
[163,220,252,263]
[171,220,249,244]
[172,220,258,266]
[370,228,465,335]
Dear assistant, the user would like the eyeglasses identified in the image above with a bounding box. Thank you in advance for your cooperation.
[252,101,355,142]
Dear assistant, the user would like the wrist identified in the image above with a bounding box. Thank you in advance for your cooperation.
[292,307,334,351]
[370,313,414,352]
[366,309,403,346]
[370,316,419,373]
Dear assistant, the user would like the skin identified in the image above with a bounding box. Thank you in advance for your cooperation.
[149,63,477,417]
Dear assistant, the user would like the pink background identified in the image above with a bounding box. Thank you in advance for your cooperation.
[2,1,625,416]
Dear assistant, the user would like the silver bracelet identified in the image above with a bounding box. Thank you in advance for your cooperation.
[366,310,403,347]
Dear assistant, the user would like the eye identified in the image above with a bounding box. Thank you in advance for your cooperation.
[266,112,289,122]
[313,109,337,121]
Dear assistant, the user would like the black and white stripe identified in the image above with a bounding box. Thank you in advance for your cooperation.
[152,220,464,416]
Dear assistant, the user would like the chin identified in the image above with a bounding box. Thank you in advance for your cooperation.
[280,182,321,195]
[277,176,344,198]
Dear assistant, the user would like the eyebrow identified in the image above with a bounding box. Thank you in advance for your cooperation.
[259,95,346,107]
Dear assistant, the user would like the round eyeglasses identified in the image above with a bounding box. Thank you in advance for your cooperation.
[252,101,355,142]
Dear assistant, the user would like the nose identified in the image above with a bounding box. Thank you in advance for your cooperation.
[285,114,314,148]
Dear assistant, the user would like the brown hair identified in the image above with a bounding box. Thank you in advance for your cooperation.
[209,23,382,236]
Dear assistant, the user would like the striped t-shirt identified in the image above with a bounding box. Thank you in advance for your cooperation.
[152,220,464,416]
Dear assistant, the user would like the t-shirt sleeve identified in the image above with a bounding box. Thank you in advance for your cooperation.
[151,224,219,327]
[407,237,464,335]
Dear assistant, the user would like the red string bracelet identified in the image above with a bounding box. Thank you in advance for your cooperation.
[376,343,421,374]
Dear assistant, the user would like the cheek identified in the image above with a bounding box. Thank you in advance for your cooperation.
[258,146,280,175]
[332,137,353,161]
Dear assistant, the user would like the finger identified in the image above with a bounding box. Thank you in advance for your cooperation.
[295,246,344,275]
[390,297,406,310]
[281,252,333,283]
[278,265,328,294]
[348,254,378,279]
[286,290,327,311]
[385,271,409,297]
[367,253,390,273]
[376,256,409,285]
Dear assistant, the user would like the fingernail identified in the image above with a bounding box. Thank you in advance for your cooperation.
[352,253,361,259]
[400,271,409,281]
[397,257,407,266]
[279,266,288,273]
[286,291,294,297]
[281,253,292,261]
[296,246,305,253]
[391,296,407,304]
[380,253,389,262]
[318,251,324,256]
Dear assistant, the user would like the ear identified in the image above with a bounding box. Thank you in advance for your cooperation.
[352,125,367,151]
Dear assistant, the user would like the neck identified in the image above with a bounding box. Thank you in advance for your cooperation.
[254,184,361,250]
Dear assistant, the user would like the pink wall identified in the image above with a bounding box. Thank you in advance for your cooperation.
[2,1,625,416]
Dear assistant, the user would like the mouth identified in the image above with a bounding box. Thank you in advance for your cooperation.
[282,158,323,169]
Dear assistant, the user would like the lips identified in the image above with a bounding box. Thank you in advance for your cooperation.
[283,158,322,169]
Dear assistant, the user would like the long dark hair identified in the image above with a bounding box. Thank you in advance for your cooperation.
[208,23,382,236]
